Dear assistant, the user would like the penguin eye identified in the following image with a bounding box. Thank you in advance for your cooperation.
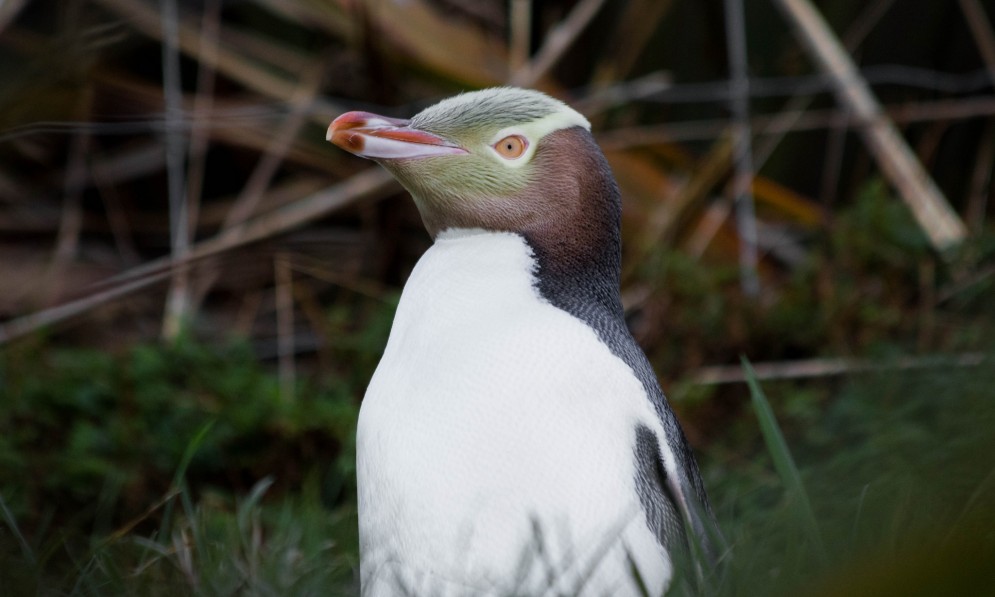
[493,135,528,160]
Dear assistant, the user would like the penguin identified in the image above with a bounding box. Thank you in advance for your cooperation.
[327,87,716,596]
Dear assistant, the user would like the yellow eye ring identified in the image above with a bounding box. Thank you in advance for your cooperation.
[493,135,528,159]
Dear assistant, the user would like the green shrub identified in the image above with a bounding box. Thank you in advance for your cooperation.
[0,335,360,533]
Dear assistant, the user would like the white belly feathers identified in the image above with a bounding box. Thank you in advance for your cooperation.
[357,229,671,596]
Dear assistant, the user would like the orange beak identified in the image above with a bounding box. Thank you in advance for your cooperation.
[326,111,467,160]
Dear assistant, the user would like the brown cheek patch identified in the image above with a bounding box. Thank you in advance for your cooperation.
[427,129,617,249]
[517,129,622,278]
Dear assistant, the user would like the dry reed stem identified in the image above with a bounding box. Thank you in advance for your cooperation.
[88,143,164,189]
[613,0,900,271]
[688,353,988,385]
[0,0,26,34]
[361,0,506,86]
[959,0,995,78]
[223,70,323,229]
[93,0,342,127]
[91,164,142,265]
[184,0,222,256]
[161,0,191,340]
[635,0,911,266]
[597,96,995,148]
[0,168,397,345]
[958,0,995,233]
[509,0,532,73]
[632,135,734,259]
[685,200,733,259]
[966,121,995,232]
[509,0,608,88]
[161,0,223,331]
[0,268,176,345]
[276,252,295,402]
[772,0,968,251]
[43,91,93,306]
[290,255,390,301]
[723,0,760,296]
[589,0,674,90]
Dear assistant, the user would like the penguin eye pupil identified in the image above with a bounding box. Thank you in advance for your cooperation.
[493,135,528,159]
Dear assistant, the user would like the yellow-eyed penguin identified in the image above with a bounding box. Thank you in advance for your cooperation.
[327,88,716,596]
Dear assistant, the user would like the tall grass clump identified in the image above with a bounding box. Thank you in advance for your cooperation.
[697,354,995,596]
[0,334,364,595]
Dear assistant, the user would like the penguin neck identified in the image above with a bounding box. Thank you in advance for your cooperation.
[523,224,623,322]
[520,131,625,322]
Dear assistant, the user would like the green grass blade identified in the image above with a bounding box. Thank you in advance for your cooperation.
[161,420,216,538]
[0,492,36,567]
[740,355,828,565]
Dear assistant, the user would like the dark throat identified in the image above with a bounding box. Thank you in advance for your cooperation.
[520,128,624,322]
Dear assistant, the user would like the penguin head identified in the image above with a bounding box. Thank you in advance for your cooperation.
[326,87,612,240]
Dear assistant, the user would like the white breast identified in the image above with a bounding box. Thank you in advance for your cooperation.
[357,230,671,596]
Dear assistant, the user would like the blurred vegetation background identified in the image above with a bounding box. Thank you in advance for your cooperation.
[0,0,994,594]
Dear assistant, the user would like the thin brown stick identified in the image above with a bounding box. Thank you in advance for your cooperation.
[161,0,191,340]
[290,256,391,301]
[620,134,734,285]
[958,0,995,232]
[636,134,734,253]
[965,120,995,231]
[597,96,995,149]
[590,0,673,89]
[0,168,397,345]
[509,0,608,87]
[234,290,263,337]
[93,0,341,127]
[275,253,295,402]
[574,72,674,117]
[841,0,897,49]
[222,69,322,229]
[91,167,141,265]
[289,276,332,370]
[43,89,93,306]
[687,353,987,385]
[0,269,176,345]
[917,258,936,350]
[165,0,224,325]
[817,106,849,209]
[0,0,27,34]
[88,143,164,185]
[685,199,733,259]
[102,488,183,545]
[724,0,760,296]
[509,0,531,73]
[937,265,995,304]
[185,0,222,252]
[959,0,995,79]
[98,169,393,292]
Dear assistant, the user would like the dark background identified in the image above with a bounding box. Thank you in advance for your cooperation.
[1,0,993,594]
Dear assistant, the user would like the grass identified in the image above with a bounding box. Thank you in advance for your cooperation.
[2,0,994,593]
[1,452,358,597]
[698,354,995,596]
[0,188,992,595]
[741,355,826,566]
[2,344,993,595]
[0,333,364,596]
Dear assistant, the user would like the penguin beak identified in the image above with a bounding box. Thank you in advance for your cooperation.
[327,111,467,160]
